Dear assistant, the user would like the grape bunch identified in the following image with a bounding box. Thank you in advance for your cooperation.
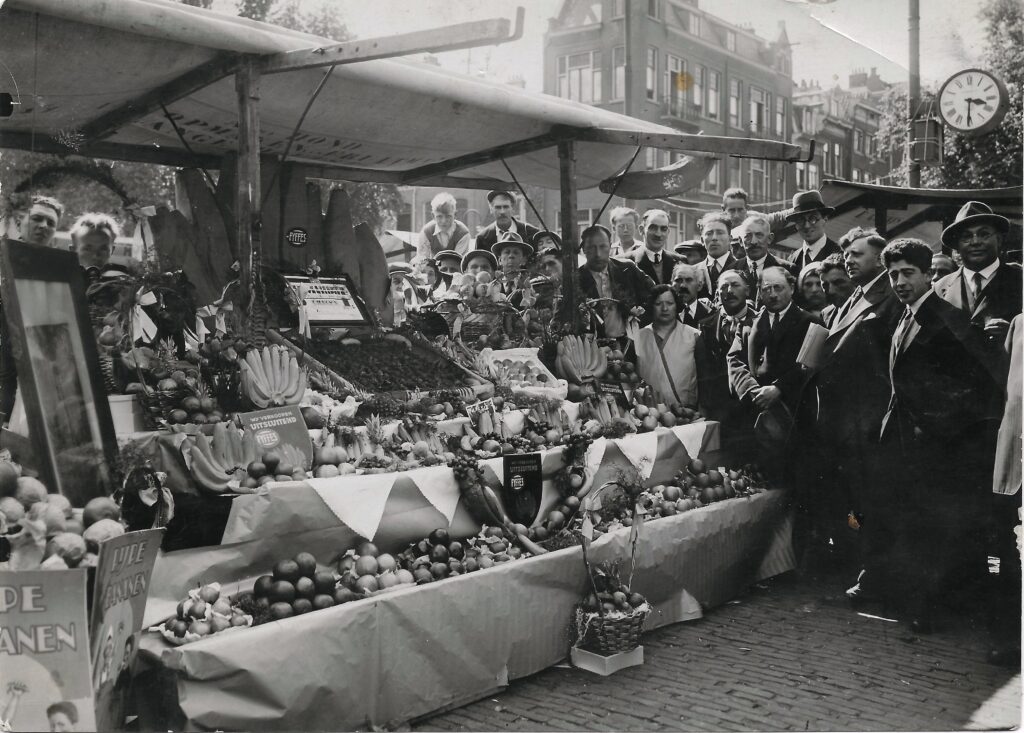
[450,454,481,483]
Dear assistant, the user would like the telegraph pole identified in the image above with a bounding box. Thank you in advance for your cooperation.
[907,0,921,188]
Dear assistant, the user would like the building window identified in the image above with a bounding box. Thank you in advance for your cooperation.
[557,51,602,103]
[612,46,625,100]
[706,70,720,120]
[646,47,658,101]
[869,134,878,157]
[796,161,806,189]
[854,128,864,154]
[807,163,820,189]
[700,159,720,193]
[749,159,767,202]
[729,78,741,128]
[774,97,786,136]
[648,0,661,19]
[612,0,625,18]
[668,210,682,243]
[832,141,842,176]
[802,107,814,131]
[729,156,742,188]
[749,86,768,133]
[665,55,686,116]
[645,148,657,169]
[689,12,702,36]
[852,168,863,182]
[692,64,705,113]
[725,30,736,52]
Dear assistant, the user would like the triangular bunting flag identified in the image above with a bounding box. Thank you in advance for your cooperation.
[308,473,396,540]
[479,457,504,486]
[409,466,462,524]
[671,422,708,462]
[584,437,607,481]
[617,430,660,479]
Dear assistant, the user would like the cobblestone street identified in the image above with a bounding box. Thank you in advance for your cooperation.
[416,573,1021,732]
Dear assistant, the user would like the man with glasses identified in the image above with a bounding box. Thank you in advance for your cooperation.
[786,191,842,273]
[609,206,641,258]
[934,201,1021,343]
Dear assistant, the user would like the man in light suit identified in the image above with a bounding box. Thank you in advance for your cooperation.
[630,209,681,285]
[727,266,817,480]
[876,238,997,634]
[697,211,739,295]
[786,190,842,273]
[474,190,539,252]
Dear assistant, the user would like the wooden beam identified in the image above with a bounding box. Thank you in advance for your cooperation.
[236,58,262,317]
[0,131,222,168]
[260,8,524,74]
[401,131,571,184]
[79,54,240,142]
[558,140,579,333]
[295,163,512,190]
[570,126,808,162]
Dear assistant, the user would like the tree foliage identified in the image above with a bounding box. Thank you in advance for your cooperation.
[877,0,1023,188]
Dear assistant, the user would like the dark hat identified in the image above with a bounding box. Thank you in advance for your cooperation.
[461,249,497,272]
[941,201,1010,248]
[532,230,562,251]
[785,190,835,221]
[491,231,534,258]
[486,190,516,204]
[434,249,462,266]
[673,239,706,256]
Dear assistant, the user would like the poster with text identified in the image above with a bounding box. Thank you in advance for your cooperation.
[238,405,313,470]
[89,529,163,731]
[0,569,96,732]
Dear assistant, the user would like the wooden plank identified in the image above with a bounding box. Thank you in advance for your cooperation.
[290,162,512,190]
[570,127,807,161]
[324,187,356,279]
[235,58,262,314]
[0,131,222,168]
[558,140,578,333]
[260,9,524,74]
[79,54,240,141]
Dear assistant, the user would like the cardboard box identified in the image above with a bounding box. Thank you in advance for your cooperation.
[571,645,644,676]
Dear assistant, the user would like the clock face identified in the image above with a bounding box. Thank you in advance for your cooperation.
[938,68,1009,135]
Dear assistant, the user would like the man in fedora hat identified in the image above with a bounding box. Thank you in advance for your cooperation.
[786,190,842,273]
[934,201,1021,344]
[492,231,534,305]
[475,190,539,252]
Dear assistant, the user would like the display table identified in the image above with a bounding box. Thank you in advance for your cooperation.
[134,421,793,731]
[136,490,793,731]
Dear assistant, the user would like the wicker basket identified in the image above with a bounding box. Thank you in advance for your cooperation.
[575,606,648,654]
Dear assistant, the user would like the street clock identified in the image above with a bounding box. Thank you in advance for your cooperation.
[937,68,1010,136]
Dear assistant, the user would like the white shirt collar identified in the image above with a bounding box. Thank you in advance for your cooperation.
[727,305,750,321]
[963,258,1000,283]
[435,221,455,236]
[768,302,792,322]
[803,234,828,259]
[644,246,665,262]
[706,253,730,269]
[749,255,768,271]
[907,288,933,316]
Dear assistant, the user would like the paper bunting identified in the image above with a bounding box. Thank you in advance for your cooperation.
[409,466,462,524]
[616,430,659,479]
[584,437,607,482]
[308,474,396,540]
[478,457,504,486]
[671,422,708,461]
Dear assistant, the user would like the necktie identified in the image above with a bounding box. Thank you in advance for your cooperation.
[654,253,660,265]
[710,260,720,281]
[968,271,984,310]
[721,315,734,347]
[892,307,914,362]
[835,286,864,325]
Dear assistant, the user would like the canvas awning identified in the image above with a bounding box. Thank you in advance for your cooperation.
[0,0,806,191]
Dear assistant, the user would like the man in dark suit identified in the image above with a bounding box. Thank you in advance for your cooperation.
[474,190,539,251]
[698,270,756,458]
[697,211,740,294]
[629,209,681,285]
[933,201,1022,658]
[819,253,855,328]
[727,266,816,478]
[575,224,655,339]
[803,227,902,586]
[786,190,842,273]
[876,238,998,633]
[730,212,797,307]
[670,263,714,327]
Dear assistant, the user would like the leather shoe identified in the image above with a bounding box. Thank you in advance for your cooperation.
[987,647,1021,668]
[909,617,934,635]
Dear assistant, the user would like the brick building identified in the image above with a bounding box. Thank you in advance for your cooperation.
[539,0,796,242]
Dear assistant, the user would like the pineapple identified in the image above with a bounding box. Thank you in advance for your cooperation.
[364,413,387,458]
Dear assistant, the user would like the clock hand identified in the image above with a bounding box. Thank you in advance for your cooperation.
[966,97,973,125]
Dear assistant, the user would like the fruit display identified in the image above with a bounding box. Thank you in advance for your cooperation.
[183,423,260,493]
[573,560,651,654]
[289,335,487,395]
[392,525,537,582]
[477,348,563,397]
[153,583,252,644]
[554,335,608,388]
[239,344,307,408]
[601,348,639,387]
[0,465,124,571]
[123,341,227,427]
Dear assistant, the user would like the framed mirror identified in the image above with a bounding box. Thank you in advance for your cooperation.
[0,238,118,504]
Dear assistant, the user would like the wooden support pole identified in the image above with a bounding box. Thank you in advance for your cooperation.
[236,58,262,324]
[558,140,579,333]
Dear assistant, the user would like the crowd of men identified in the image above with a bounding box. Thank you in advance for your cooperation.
[411,185,1021,664]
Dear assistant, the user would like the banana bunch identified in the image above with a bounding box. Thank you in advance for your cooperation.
[554,335,608,385]
[239,345,307,408]
[187,424,259,493]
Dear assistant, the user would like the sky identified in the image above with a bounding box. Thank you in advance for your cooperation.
[312,0,990,92]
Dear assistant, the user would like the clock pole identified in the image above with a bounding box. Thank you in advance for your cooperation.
[907,0,921,188]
